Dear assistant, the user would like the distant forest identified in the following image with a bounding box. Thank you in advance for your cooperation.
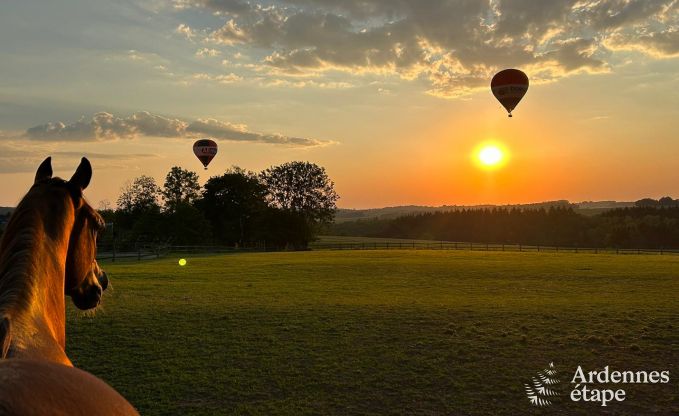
[330,198,679,249]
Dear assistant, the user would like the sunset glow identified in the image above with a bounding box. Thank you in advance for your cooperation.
[1,1,678,208]
[474,143,508,171]
[478,145,504,167]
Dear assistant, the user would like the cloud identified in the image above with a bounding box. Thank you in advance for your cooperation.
[26,112,186,141]
[257,78,353,89]
[540,38,608,73]
[191,72,243,83]
[23,111,332,147]
[178,0,678,97]
[186,118,333,146]
[604,28,679,58]
[175,23,197,40]
[195,48,221,58]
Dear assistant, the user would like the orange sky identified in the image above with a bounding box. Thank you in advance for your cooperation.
[1,1,678,208]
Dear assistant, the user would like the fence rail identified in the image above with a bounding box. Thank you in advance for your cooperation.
[309,241,679,255]
[96,243,262,261]
[95,241,679,261]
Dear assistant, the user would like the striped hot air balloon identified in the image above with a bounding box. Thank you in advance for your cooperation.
[193,139,218,170]
[491,69,529,117]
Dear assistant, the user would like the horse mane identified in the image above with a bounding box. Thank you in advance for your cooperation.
[0,199,42,318]
[0,178,73,318]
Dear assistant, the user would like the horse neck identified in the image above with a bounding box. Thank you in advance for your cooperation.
[0,206,74,364]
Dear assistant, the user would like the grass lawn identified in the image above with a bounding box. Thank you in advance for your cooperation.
[66,250,678,415]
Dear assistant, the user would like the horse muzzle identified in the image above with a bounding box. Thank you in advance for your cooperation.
[97,271,109,291]
[69,278,103,310]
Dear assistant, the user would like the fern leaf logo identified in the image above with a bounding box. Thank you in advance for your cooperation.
[524,362,560,406]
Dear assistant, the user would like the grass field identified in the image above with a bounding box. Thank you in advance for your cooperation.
[66,250,678,415]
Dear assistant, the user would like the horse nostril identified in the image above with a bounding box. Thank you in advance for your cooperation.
[98,272,109,291]
[91,285,103,306]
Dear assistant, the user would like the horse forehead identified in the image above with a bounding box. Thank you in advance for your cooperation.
[29,180,72,204]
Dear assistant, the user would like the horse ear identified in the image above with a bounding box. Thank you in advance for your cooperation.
[34,156,53,183]
[0,316,11,359]
[69,157,92,191]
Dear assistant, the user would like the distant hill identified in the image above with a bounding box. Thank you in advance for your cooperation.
[0,201,640,223]
[573,201,635,216]
[335,200,634,223]
[574,201,634,209]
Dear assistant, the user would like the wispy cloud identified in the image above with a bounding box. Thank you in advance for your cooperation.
[23,111,334,147]
[190,72,243,84]
[195,47,221,58]
[0,140,159,174]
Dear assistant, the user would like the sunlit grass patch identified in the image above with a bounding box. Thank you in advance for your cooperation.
[67,250,679,415]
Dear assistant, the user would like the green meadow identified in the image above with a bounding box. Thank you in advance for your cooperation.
[67,250,678,415]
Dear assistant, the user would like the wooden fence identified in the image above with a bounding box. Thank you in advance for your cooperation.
[308,241,679,255]
[95,241,679,261]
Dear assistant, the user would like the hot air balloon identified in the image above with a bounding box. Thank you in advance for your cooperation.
[193,139,218,170]
[491,69,529,117]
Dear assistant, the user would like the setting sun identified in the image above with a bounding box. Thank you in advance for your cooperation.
[479,146,503,165]
[475,143,507,170]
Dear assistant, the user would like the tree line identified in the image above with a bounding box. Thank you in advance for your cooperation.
[97,162,338,250]
[330,204,679,249]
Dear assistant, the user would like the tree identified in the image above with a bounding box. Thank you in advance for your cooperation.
[198,167,269,245]
[117,175,161,214]
[658,196,678,207]
[165,202,212,245]
[259,162,339,248]
[260,161,339,225]
[162,166,201,212]
[635,198,659,207]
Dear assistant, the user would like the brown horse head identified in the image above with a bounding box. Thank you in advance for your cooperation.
[0,158,139,414]
[0,157,109,363]
[32,156,108,310]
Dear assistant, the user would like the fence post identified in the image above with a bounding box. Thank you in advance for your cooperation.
[137,247,141,261]
[537,245,540,252]
[519,244,522,252]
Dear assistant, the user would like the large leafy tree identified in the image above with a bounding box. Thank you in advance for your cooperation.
[115,176,162,242]
[162,166,201,212]
[117,175,161,214]
[165,203,213,245]
[260,161,339,225]
[198,167,269,245]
